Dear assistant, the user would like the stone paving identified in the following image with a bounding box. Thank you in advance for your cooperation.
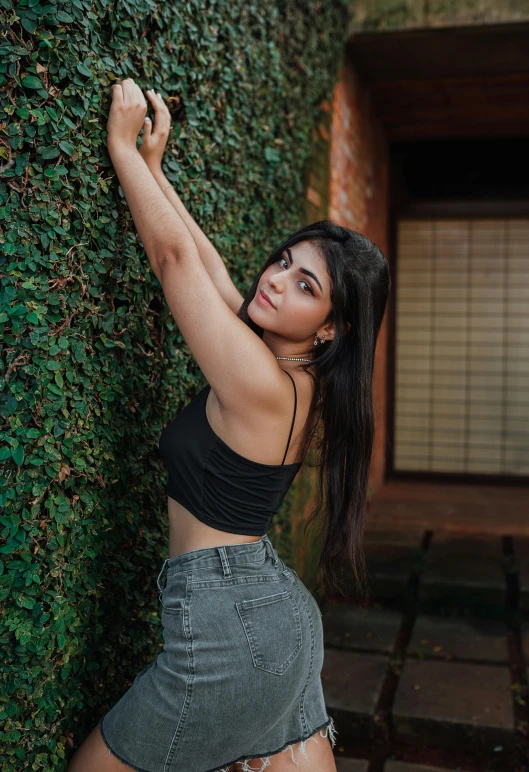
[384,764,457,772]
[335,759,370,772]
[392,658,513,749]
[324,529,529,771]
[335,762,459,772]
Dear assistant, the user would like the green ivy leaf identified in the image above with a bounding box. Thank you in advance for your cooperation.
[264,146,281,163]
[11,445,24,466]
[18,629,32,645]
[77,63,92,78]
[58,140,75,156]
[48,384,63,396]
[21,76,44,90]
[21,18,38,35]
[38,146,60,160]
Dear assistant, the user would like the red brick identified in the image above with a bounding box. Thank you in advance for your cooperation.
[329,58,389,495]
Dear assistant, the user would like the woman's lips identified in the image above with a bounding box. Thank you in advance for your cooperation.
[258,290,275,308]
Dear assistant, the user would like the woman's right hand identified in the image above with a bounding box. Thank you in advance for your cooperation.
[139,89,172,169]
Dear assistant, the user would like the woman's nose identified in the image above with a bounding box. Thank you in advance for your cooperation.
[268,273,284,291]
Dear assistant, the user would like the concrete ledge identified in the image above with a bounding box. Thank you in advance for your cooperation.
[322,647,388,739]
[407,614,508,664]
[419,534,506,617]
[335,758,370,772]
[393,658,514,752]
[363,530,426,603]
[384,763,458,772]
[323,603,402,654]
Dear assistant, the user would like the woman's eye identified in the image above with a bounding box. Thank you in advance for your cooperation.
[278,257,313,295]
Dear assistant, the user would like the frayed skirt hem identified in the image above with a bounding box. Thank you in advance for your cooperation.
[98,714,338,772]
[99,716,150,772]
[208,714,338,772]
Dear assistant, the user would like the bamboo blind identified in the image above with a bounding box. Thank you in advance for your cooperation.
[394,218,529,475]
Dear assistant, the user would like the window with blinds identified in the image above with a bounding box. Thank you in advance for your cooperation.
[394,217,529,476]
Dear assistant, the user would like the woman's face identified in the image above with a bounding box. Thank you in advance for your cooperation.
[249,240,334,346]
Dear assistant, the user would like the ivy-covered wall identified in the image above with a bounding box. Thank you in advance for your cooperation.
[0,0,352,768]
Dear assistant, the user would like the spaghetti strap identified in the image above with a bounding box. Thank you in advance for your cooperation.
[281,371,297,465]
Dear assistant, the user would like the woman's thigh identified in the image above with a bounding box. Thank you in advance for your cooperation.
[67,723,337,772]
[67,722,131,772]
[231,730,337,771]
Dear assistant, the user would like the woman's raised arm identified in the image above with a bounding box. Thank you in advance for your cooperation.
[141,89,244,315]
[150,166,244,314]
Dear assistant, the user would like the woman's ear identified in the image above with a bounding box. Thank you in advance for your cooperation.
[320,323,335,342]
[327,321,350,340]
[319,320,350,342]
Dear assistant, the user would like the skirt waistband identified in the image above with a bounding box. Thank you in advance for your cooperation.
[156,533,281,592]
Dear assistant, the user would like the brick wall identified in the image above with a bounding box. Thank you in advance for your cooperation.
[349,0,529,33]
[288,100,335,595]
[290,56,390,596]
[329,55,390,495]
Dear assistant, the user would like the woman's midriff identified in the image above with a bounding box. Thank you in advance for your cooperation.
[167,496,262,558]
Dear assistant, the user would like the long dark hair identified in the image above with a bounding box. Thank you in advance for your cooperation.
[237,219,391,601]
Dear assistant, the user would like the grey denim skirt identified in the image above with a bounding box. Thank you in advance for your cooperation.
[99,532,337,772]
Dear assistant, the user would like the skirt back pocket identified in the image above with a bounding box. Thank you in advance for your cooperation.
[236,589,303,676]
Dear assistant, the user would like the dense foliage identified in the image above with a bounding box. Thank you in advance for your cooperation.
[0,0,351,767]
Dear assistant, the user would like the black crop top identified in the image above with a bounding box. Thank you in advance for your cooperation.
[158,371,303,536]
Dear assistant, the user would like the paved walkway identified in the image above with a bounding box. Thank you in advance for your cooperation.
[322,528,529,771]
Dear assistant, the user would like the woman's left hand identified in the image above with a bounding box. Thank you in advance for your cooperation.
[106,78,148,155]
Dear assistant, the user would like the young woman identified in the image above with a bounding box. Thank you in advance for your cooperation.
[68,79,390,772]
